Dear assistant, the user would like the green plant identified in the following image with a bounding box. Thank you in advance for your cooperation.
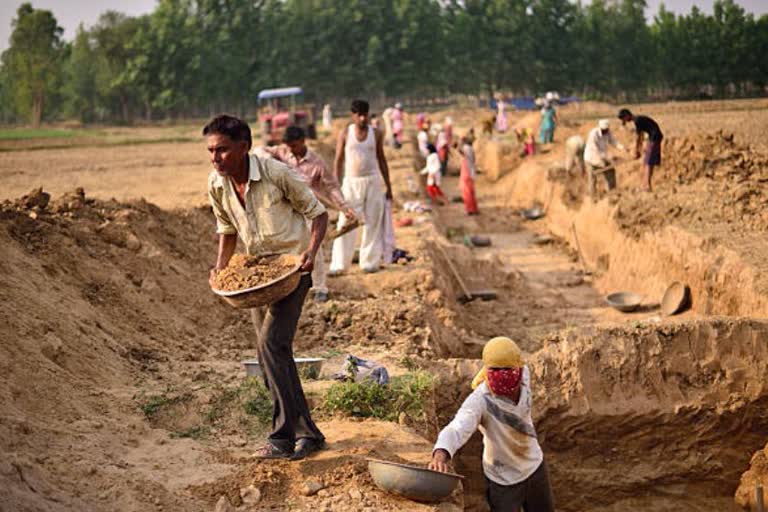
[171,425,210,439]
[241,379,273,424]
[138,392,191,418]
[323,371,434,422]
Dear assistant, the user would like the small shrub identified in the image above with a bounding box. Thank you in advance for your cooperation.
[323,371,434,422]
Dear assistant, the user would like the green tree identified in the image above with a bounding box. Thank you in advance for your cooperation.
[1,3,64,126]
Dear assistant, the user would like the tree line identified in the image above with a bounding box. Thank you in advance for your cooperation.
[1,0,766,126]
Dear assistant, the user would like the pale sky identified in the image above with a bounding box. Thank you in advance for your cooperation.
[1,0,767,53]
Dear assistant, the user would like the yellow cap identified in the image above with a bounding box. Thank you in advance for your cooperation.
[471,337,524,389]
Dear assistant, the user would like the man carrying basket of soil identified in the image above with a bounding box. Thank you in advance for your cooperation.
[204,114,329,460]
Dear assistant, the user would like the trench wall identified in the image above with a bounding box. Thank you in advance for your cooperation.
[502,161,768,318]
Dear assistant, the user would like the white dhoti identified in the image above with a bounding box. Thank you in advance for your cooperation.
[330,175,385,272]
[311,241,328,294]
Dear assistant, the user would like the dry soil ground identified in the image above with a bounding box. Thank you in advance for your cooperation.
[2,99,768,512]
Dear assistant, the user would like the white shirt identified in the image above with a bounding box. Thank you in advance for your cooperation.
[420,153,442,187]
[583,127,624,167]
[417,130,429,157]
[433,366,543,486]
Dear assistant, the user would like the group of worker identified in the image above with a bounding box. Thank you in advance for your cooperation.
[201,100,663,511]
[416,115,480,215]
[566,108,663,196]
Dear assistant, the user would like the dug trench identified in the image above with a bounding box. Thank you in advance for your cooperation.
[1,113,767,512]
[403,111,768,511]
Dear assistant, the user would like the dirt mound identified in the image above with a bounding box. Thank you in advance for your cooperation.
[615,131,768,238]
[0,188,249,512]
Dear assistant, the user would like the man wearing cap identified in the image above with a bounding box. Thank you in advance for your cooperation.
[205,114,328,461]
[256,126,357,302]
[583,119,626,199]
[429,337,555,512]
[618,108,663,192]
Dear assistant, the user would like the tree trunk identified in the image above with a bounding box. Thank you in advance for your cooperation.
[31,94,43,128]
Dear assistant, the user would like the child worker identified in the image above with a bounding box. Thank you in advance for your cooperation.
[420,143,446,205]
[429,336,555,512]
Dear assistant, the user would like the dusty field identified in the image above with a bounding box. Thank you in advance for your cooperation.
[2,99,768,512]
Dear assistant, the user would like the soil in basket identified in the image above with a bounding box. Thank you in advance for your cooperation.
[213,254,296,291]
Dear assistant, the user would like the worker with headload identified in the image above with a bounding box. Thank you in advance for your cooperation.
[429,337,555,512]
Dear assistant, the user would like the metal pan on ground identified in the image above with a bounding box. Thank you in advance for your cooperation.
[661,281,691,316]
[211,254,302,309]
[469,235,491,247]
[520,206,545,220]
[243,357,324,380]
[605,291,644,313]
[367,458,463,503]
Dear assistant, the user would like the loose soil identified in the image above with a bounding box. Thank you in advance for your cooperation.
[2,100,768,512]
[212,254,298,292]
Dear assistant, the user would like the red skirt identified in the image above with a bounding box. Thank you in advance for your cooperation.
[460,159,479,214]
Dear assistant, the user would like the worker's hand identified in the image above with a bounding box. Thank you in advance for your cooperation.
[208,267,219,288]
[429,449,451,473]
[299,249,316,273]
[634,150,641,159]
[342,206,358,224]
[385,187,393,200]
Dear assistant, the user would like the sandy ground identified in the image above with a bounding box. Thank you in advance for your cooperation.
[2,100,768,512]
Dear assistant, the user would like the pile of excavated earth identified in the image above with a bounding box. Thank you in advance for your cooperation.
[2,100,768,512]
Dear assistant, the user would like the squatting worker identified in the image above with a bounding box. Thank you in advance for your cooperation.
[429,337,555,512]
[583,119,626,198]
[618,108,663,192]
[330,99,393,275]
[204,115,328,460]
[255,125,357,303]
[563,134,585,175]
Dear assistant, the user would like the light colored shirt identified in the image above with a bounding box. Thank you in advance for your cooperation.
[255,145,347,212]
[583,127,624,167]
[564,135,585,171]
[433,366,543,486]
[417,130,429,157]
[207,154,326,257]
[420,153,442,187]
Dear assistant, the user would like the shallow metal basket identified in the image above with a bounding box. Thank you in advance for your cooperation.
[605,291,643,313]
[367,458,463,503]
[211,254,302,309]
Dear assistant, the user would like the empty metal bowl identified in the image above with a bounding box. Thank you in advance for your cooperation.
[243,357,324,380]
[520,206,545,220]
[367,458,463,503]
[605,291,643,312]
[661,281,691,316]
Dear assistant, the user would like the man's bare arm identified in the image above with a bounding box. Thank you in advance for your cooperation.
[375,129,393,200]
[334,129,346,182]
[300,212,329,272]
[209,233,237,286]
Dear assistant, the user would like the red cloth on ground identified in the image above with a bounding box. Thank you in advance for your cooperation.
[460,157,479,214]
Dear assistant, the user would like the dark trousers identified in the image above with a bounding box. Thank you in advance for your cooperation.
[486,459,555,512]
[250,274,323,450]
